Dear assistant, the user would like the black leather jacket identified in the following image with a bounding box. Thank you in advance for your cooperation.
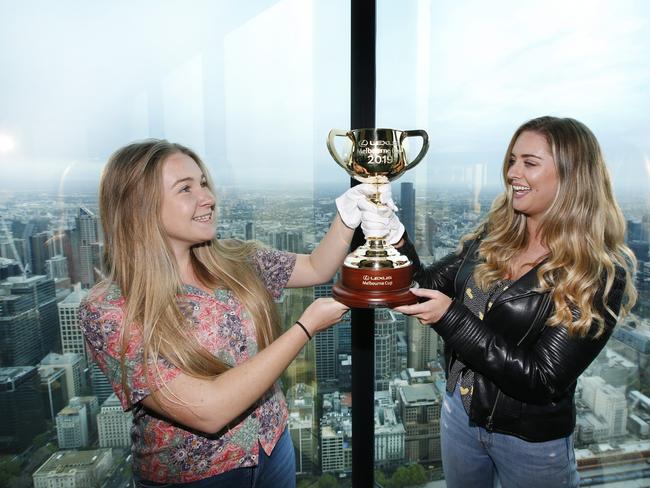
[399,237,625,442]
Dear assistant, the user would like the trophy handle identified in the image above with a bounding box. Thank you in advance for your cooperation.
[327,129,354,174]
[401,130,429,171]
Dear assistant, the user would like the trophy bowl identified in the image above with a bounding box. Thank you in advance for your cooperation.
[328,128,429,308]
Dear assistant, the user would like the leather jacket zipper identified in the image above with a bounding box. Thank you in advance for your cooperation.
[486,391,501,430]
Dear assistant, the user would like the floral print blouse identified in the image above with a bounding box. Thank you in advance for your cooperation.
[79,247,297,483]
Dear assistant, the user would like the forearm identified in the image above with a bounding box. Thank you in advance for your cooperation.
[288,214,354,287]
[145,323,310,434]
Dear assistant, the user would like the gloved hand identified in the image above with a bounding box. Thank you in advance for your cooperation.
[361,201,405,245]
[335,183,395,229]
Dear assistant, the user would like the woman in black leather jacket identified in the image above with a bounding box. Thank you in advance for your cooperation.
[390,116,637,488]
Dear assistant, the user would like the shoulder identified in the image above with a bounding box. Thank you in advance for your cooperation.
[79,282,126,339]
[81,281,124,314]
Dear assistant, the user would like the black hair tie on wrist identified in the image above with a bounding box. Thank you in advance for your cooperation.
[295,320,312,340]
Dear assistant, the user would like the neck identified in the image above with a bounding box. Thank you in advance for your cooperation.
[173,248,195,284]
[524,219,549,258]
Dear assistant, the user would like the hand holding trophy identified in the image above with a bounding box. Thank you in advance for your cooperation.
[328,128,429,308]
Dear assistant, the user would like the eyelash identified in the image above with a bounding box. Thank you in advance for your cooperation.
[180,180,208,193]
[508,159,536,167]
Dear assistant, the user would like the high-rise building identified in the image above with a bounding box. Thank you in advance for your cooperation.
[56,403,89,449]
[0,257,22,280]
[33,448,113,488]
[0,290,42,366]
[593,384,628,437]
[374,392,405,469]
[38,365,67,421]
[58,284,89,362]
[90,361,114,404]
[375,309,397,391]
[407,315,439,370]
[268,230,304,253]
[399,383,441,463]
[320,391,352,474]
[314,283,337,384]
[77,207,100,288]
[286,383,315,474]
[97,393,132,448]
[245,221,254,240]
[40,352,84,400]
[46,255,69,281]
[3,275,60,357]
[30,231,53,276]
[400,182,415,240]
[0,366,47,451]
[70,396,100,435]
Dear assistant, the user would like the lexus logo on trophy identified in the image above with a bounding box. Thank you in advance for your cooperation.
[328,128,429,308]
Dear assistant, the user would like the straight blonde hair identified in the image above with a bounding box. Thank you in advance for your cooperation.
[465,117,637,338]
[98,140,280,406]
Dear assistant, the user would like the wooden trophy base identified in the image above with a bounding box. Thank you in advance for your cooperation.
[332,263,418,308]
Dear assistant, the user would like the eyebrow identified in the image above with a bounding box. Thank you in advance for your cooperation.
[510,153,543,160]
[170,174,206,189]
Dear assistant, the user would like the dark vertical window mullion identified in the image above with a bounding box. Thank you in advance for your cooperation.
[350,0,376,486]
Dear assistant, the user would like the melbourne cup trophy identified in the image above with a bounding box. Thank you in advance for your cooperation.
[327,128,429,308]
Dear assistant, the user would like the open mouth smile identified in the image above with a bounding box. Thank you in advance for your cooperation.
[192,211,213,223]
[512,184,531,196]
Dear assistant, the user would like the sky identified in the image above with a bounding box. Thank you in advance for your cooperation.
[0,0,649,194]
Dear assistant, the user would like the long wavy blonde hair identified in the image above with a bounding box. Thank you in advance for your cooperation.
[98,140,280,405]
[465,116,637,338]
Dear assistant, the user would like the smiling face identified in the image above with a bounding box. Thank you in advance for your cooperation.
[506,131,560,224]
[160,152,216,258]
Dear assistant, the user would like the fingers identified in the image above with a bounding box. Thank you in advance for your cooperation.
[408,287,440,299]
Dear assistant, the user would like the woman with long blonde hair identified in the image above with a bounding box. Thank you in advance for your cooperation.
[79,139,401,487]
[389,116,637,487]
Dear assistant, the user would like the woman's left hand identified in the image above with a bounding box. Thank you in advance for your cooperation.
[394,288,453,325]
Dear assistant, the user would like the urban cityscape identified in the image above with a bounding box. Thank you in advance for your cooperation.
[1,182,649,488]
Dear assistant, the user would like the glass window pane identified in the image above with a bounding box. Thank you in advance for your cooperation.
[0,1,351,485]
[377,1,650,485]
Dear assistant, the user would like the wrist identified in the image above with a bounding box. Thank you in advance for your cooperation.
[295,320,312,340]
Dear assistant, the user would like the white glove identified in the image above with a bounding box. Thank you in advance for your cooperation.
[361,202,405,245]
[336,183,394,229]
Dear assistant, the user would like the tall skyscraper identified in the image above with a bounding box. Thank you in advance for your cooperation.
[375,309,397,391]
[315,283,337,384]
[286,383,316,474]
[407,315,439,370]
[30,231,54,276]
[400,182,416,240]
[77,207,99,288]
[0,366,47,451]
[58,284,89,362]
[0,290,42,366]
[90,361,114,405]
[40,352,84,400]
[4,275,60,357]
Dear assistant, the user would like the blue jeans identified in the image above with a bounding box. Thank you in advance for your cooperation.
[441,384,579,488]
[133,428,296,488]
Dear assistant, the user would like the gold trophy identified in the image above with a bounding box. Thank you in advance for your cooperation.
[328,128,429,308]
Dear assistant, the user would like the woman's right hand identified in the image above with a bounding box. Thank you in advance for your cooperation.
[298,298,349,336]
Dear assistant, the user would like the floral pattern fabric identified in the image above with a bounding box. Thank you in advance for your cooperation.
[79,247,296,483]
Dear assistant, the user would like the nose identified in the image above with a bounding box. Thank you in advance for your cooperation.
[199,187,216,208]
[507,160,521,181]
